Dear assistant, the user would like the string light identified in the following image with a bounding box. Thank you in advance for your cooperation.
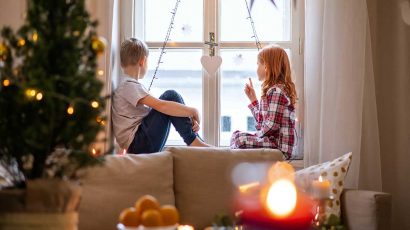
[35,92,43,101]
[2,79,10,87]
[67,105,74,115]
[91,101,99,108]
[96,116,102,123]
[148,0,181,91]
[17,38,26,47]
[244,0,262,50]
[25,89,36,98]
[32,32,38,42]
[91,148,97,156]
[97,70,104,76]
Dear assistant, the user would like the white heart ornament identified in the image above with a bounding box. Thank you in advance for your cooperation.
[201,56,222,76]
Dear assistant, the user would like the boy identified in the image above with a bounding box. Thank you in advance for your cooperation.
[112,38,210,154]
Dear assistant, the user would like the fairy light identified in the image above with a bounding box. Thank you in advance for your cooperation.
[17,39,26,47]
[91,148,97,156]
[25,89,36,98]
[244,0,262,50]
[2,79,10,87]
[97,70,104,76]
[32,32,38,42]
[148,0,181,91]
[91,101,99,108]
[35,92,43,101]
[67,106,74,115]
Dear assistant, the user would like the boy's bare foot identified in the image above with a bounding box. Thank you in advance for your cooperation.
[189,137,213,147]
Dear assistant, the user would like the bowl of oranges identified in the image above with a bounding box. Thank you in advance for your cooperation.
[117,195,179,230]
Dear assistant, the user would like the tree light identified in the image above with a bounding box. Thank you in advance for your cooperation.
[67,106,74,115]
[2,79,10,87]
[32,32,38,42]
[35,92,43,101]
[17,39,26,47]
[91,101,99,108]
[25,89,37,98]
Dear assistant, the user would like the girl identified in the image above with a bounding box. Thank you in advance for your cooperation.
[230,45,297,159]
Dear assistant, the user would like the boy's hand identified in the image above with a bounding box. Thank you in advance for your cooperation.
[245,78,257,102]
[191,108,200,125]
[192,119,200,132]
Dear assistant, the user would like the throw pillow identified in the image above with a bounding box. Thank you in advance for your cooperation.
[295,152,353,218]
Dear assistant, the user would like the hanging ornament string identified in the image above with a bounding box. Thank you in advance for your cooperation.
[148,0,181,91]
[244,0,262,50]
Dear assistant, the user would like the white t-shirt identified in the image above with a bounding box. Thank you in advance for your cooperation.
[112,76,151,149]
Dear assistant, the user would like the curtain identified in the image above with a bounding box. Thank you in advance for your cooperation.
[304,0,382,190]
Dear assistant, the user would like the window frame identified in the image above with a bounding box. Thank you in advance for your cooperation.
[133,0,305,157]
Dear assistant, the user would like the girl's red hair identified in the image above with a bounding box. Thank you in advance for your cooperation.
[258,45,297,106]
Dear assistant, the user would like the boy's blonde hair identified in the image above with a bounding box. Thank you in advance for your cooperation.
[120,38,149,67]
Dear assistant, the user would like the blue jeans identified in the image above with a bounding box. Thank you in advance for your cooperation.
[127,90,198,154]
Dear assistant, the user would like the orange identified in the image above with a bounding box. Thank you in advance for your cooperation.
[119,207,140,227]
[141,209,163,227]
[135,195,160,216]
[159,205,179,226]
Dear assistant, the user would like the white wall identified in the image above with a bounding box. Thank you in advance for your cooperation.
[0,0,25,30]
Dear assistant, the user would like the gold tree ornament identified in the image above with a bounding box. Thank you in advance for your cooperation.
[0,42,9,61]
[91,37,106,55]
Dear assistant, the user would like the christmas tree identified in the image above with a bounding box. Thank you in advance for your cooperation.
[0,0,108,187]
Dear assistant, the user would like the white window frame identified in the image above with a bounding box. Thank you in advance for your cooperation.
[132,0,304,157]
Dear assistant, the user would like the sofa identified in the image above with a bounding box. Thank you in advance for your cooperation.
[79,147,391,230]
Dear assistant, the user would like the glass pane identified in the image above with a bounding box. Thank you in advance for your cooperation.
[221,0,291,42]
[220,49,260,146]
[145,0,203,42]
[140,49,203,145]
[219,48,292,146]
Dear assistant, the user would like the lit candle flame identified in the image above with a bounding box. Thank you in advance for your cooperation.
[92,148,97,156]
[266,179,297,218]
[177,225,194,230]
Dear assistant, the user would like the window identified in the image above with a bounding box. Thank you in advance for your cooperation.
[134,0,304,158]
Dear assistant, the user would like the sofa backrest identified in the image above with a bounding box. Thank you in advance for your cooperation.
[167,147,284,230]
[78,151,175,230]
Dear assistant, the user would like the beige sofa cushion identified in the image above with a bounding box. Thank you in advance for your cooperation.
[79,151,174,230]
[167,147,284,230]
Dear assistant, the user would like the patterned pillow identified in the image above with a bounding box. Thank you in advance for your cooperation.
[295,152,353,218]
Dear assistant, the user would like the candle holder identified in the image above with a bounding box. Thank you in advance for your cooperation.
[312,195,334,229]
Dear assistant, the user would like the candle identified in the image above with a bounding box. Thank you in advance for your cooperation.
[177,225,194,230]
[312,176,331,199]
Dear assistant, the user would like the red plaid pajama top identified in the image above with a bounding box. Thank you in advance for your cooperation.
[230,85,297,159]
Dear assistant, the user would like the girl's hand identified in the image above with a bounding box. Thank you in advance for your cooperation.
[244,78,257,102]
